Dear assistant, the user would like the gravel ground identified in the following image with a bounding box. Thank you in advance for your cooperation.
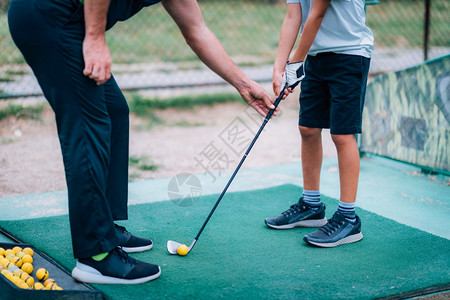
[0,90,337,197]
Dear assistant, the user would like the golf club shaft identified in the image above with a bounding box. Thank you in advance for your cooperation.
[191,91,285,248]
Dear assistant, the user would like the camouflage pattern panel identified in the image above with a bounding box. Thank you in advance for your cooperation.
[361,54,449,174]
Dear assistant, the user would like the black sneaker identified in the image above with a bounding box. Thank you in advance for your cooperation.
[303,211,363,247]
[265,198,327,229]
[72,247,161,284]
[115,224,153,253]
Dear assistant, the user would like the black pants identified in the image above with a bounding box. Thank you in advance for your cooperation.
[8,0,135,259]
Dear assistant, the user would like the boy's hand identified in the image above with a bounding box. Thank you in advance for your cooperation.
[281,61,305,93]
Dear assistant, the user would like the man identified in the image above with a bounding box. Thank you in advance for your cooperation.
[265,0,373,247]
[8,0,277,284]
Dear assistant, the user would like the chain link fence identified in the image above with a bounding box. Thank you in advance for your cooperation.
[0,0,449,99]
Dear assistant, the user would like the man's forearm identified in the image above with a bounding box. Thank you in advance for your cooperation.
[82,0,112,84]
[84,0,110,38]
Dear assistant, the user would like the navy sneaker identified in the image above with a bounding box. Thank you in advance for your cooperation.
[303,211,363,247]
[72,247,161,284]
[265,198,327,229]
[115,224,153,253]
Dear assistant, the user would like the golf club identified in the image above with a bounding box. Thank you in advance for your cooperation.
[167,85,287,255]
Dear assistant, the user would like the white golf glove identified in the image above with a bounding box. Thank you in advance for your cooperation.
[280,61,305,93]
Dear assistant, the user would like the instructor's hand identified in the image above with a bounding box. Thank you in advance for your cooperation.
[239,80,280,117]
[82,35,111,85]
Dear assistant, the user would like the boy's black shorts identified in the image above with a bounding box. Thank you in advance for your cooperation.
[298,52,371,135]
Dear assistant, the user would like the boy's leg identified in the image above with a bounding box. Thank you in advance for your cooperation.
[303,53,370,247]
[299,126,322,191]
[331,134,360,204]
[264,56,329,230]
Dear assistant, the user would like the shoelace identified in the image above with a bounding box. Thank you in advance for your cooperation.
[282,203,305,217]
[319,216,345,235]
[115,224,128,234]
[113,247,134,265]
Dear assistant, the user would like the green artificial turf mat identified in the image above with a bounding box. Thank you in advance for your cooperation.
[1,184,449,299]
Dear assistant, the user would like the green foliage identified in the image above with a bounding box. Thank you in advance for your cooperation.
[172,121,206,127]
[105,1,284,64]
[1,0,449,99]
[0,0,10,13]
[366,0,450,48]
[127,92,242,129]
[1,0,449,67]
[138,164,158,171]
[128,155,158,172]
[0,103,44,121]
[127,92,243,117]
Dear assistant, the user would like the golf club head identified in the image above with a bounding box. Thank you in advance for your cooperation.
[167,239,196,255]
[167,240,183,255]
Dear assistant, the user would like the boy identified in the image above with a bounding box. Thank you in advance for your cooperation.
[265,0,374,247]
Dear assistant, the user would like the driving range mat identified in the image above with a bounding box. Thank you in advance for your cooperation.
[1,184,449,299]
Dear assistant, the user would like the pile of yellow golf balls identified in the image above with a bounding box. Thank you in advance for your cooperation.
[0,246,63,290]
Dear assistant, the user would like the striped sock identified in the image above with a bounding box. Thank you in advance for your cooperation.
[302,190,321,210]
[338,201,356,222]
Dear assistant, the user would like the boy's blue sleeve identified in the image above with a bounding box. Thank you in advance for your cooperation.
[287,0,300,3]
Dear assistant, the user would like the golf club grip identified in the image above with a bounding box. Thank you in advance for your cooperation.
[265,91,284,120]
[193,91,285,243]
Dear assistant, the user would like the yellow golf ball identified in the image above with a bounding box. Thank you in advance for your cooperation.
[0,258,9,267]
[22,247,34,257]
[10,275,20,285]
[36,268,49,281]
[18,281,30,289]
[47,283,59,290]
[21,254,33,265]
[12,246,22,255]
[4,271,14,281]
[34,282,45,290]
[13,268,23,277]
[21,262,34,274]
[11,256,23,268]
[24,275,35,287]
[5,253,15,261]
[20,272,29,280]
[44,278,55,287]
[177,244,189,256]
[1,269,13,280]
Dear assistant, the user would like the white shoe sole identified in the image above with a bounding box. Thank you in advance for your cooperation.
[121,243,153,253]
[266,218,327,229]
[72,262,161,284]
[306,232,363,248]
